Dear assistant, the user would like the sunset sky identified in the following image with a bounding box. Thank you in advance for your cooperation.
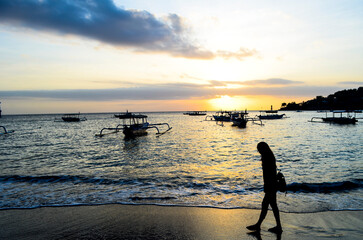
[0,0,362,114]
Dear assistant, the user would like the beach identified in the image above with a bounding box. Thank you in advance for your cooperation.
[0,204,362,240]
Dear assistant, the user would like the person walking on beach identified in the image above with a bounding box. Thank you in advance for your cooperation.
[247,142,283,234]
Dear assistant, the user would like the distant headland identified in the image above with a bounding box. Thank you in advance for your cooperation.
[280,87,363,111]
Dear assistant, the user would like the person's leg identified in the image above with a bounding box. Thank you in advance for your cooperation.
[247,194,270,230]
[257,194,270,225]
[268,192,283,233]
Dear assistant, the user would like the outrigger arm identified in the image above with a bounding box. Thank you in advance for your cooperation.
[0,126,14,135]
[247,117,264,126]
[95,124,124,137]
[148,123,172,136]
[95,123,172,137]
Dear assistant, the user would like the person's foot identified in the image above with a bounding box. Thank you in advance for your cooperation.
[268,226,283,234]
[246,224,261,231]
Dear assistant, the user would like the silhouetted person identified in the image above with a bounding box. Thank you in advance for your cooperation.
[247,142,282,234]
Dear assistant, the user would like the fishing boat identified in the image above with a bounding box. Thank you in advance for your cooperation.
[257,106,287,120]
[60,113,87,122]
[231,110,263,128]
[310,110,360,124]
[118,112,149,137]
[212,111,234,122]
[231,111,249,128]
[97,111,172,138]
[183,111,207,116]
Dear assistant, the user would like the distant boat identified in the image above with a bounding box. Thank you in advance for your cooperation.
[60,113,87,122]
[97,111,172,138]
[257,106,287,120]
[310,110,359,124]
[183,111,207,116]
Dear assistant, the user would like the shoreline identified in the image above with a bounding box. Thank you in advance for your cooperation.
[0,204,362,239]
[1,202,363,214]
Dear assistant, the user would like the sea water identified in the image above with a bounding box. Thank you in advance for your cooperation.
[0,111,362,212]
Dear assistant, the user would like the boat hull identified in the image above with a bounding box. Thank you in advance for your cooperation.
[123,123,149,137]
[213,116,231,121]
[184,111,207,116]
[322,117,357,124]
[61,117,80,122]
[258,114,285,120]
[232,119,247,128]
[188,113,206,116]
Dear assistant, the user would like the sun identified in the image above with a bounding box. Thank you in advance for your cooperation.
[208,95,250,110]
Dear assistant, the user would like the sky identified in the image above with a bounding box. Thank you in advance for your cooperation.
[0,0,362,114]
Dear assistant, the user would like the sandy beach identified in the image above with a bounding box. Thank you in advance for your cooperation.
[0,204,362,240]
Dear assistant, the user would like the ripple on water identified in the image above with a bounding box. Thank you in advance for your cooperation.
[0,112,362,212]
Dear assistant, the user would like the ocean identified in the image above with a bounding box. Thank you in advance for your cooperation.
[0,111,362,213]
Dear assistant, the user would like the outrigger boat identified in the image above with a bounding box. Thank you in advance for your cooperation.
[310,110,360,124]
[183,111,207,116]
[96,111,172,138]
[231,111,248,127]
[55,113,87,122]
[0,126,14,135]
[205,110,263,128]
[231,110,263,128]
[257,106,287,120]
[209,110,234,122]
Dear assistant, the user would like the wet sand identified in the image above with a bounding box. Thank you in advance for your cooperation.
[0,204,362,239]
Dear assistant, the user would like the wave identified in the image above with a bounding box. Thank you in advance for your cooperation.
[0,175,134,185]
[1,202,363,213]
[1,175,362,194]
[286,180,363,193]
[129,196,177,201]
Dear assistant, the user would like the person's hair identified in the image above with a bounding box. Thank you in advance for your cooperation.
[257,142,276,163]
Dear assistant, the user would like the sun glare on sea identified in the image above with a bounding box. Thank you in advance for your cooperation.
[208,95,250,110]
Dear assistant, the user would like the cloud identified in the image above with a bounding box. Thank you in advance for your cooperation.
[240,78,304,85]
[179,75,303,87]
[0,82,342,102]
[227,86,341,97]
[0,85,214,101]
[203,78,303,87]
[216,48,258,60]
[0,0,257,60]
[337,81,363,85]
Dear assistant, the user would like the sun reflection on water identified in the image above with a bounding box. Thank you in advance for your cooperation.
[0,112,362,212]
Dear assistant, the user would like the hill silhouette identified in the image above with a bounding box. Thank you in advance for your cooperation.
[280,87,363,110]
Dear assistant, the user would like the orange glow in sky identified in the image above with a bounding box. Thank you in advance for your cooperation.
[0,0,362,114]
[208,95,250,111]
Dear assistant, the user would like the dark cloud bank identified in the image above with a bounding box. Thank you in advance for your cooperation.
[0,0,256,59]
[0,79,344,101]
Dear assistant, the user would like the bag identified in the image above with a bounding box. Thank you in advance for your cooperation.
[276,171,286,192]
